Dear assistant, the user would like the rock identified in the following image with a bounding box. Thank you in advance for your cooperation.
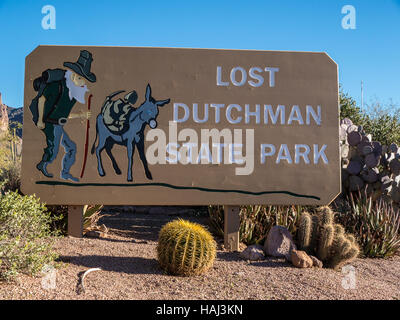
[341,169,349,181]
[372,141,382,156]
[347,131,362,146]
[365,153,380,168]
[349,175,364,191]
[347,160,362,175]
[342,118,353,126]
[346,124,358,134]
[389,143,398,153]
[291,250,313,268]
[361,134,369,143]
[356,140,373,155]
[84,230,108,238]
[386,152,395,163]
[356,141,372,156]
[264,226,296,260]
[348,146,358,159]
[239,244,265,261]
[339,127,347,141]
[389,159,400,175]
[360,167,378,183]
[362,145,374,156]
[341,144,349,158]
[309,255,323,268]
[381,176,393,191]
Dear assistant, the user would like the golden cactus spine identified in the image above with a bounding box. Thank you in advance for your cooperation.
[309,215,320,253]
[318,224,334,261]
[297,212,312,251]
[318,206,334,225]
[329,233,359,270]
[296,207,359,270]
[157,219,216,276]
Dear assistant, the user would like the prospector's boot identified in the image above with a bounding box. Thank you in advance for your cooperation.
[36,161,53,178]
[60,171,79,182]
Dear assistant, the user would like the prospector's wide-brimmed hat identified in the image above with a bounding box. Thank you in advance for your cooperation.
[63,50,96,83]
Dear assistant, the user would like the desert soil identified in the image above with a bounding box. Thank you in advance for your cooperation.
[0,208,399,300]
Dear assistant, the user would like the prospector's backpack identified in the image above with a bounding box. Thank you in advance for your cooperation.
[101,90,138,135]
[28,68,65,125]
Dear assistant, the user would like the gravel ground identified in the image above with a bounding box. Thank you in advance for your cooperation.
[0,210,399,300]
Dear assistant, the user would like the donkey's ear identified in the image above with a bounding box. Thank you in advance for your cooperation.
[156,98,170,107]
[145,84,151,101]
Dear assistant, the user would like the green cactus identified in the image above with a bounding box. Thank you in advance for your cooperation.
[295,207,359,270]
[318,206,334,225]
[334,224,345,237]
[345,234,356,244]
[297,211,312,251]
[157,219,216,276]
[329,235,359,270]
[318,224,334,261]
[309,215,320,253]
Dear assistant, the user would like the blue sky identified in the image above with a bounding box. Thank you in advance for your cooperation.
[0,0,399,110]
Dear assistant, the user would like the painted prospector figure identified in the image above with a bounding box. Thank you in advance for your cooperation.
[91,84,170,182]
[30,50,96,181]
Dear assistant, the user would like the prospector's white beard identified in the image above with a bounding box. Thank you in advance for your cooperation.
[65,70,89,104]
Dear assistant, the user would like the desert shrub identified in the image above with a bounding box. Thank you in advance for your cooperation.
[362,101,400,147]
[46,205,68,235]
[0,161,21,193]
[296,206,359,270]
[240,205,301,245]
[336,192,400,258]
[239,205,272,245]
[0,192,58,280]
[0,128,21,194]
[340,89,400,146]
[45,205,106,236]
[340,89,366,126]
[273,205,302,234]
[208,205,302,245]
[208,205,224,238]
[83,204,104,231]
[157,219,216,276]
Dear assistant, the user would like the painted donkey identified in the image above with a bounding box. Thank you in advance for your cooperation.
[91,84,170,181]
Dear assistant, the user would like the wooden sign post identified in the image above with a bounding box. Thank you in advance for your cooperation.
[67,205,84,238]
[224,206,241,251]
[21,46,340,249]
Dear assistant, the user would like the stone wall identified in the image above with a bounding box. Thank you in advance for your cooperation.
[340,117,400,204]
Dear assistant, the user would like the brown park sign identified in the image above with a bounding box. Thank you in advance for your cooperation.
[21,46,340,205]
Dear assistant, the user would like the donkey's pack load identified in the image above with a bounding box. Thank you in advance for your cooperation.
[21,46,340,205]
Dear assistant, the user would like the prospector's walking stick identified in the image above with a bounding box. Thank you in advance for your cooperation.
[80,94,93,178]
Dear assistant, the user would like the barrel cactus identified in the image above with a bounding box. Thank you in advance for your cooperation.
[157,219,216,276]
[297,207,359,270]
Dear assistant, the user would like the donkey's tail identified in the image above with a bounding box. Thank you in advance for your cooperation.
[91,119,99,154]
